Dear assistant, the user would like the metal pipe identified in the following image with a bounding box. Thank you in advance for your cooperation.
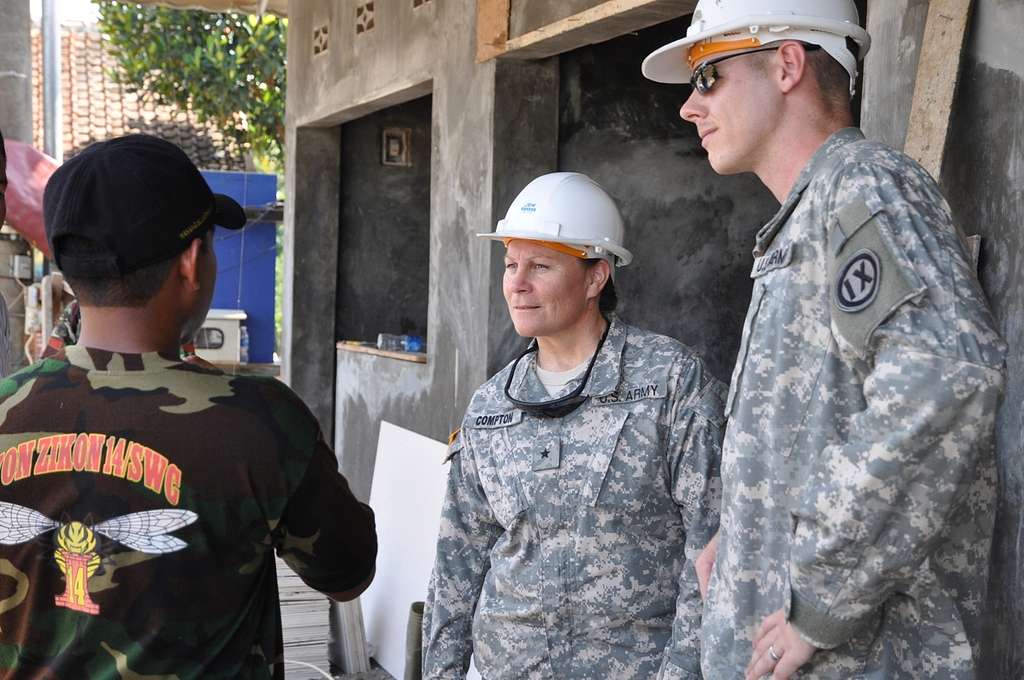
[42,0,62,162]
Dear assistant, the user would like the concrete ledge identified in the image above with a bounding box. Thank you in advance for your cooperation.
[337,343,428,364]
[294,76,433,128]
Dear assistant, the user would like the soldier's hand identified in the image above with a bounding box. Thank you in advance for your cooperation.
[695,531,719,600]
[745,609,816,680]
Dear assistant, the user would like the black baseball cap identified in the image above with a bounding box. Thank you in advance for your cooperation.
[44,134,247,277]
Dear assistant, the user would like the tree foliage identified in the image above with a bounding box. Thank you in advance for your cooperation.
[94,2,286,170]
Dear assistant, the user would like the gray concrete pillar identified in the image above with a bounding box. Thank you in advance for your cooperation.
[0,0,32,142]
[281,125,341,437]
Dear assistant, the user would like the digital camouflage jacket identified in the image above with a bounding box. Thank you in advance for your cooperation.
[423,317,725,680]
[702,128,1006,679]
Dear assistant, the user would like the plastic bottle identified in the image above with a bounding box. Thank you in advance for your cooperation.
[377,334,425,353]
[239,324,250,364]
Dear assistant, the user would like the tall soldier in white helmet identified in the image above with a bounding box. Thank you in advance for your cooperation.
[643,2,1006,679]
[422,173,726,679]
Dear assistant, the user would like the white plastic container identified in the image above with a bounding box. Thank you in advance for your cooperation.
[195,309,247,363]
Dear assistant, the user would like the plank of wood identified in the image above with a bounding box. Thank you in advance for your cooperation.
[337,342,428,364]
[903,0,974,179]
[494,0,695,61]
[211,362,282,377]
[333,599,372,674]
[477,0,511,63]
[277,558,334,677]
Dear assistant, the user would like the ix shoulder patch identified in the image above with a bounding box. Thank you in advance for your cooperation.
[828,201,926,354]
[835,249,881,312]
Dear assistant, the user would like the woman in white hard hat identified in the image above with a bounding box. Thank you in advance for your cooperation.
[422,172,726,680]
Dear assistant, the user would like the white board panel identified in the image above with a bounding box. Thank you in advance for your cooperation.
[359,422,463,678]
[363,421,483,680]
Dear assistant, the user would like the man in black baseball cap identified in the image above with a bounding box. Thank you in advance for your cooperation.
[42,133,246,350]
[0,134,377,678]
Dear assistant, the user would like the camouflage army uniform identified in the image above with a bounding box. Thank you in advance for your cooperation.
[423,316,725,680]
[0,346,377,679]
[702,128,1006,678]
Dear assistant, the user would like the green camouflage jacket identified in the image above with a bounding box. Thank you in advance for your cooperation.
[423,317,725,680]
[0,346,376,679]
[702,128,1006,678]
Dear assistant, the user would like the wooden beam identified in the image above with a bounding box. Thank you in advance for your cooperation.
[484,0,695,62]
[477,0,511,63]
[903,0,974,179]
[337,342,428,364]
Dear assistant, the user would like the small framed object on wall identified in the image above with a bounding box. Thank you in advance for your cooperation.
[382,128,412,167]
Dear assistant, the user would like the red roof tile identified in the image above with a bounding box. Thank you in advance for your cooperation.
[32,25,247,171]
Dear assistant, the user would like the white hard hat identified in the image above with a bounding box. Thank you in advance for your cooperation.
[642,0,871,96]
[479,172,633,267]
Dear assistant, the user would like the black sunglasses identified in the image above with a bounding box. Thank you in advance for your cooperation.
[504,321,610,419]
[690,44,822,94]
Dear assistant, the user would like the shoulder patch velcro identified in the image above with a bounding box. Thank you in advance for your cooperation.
[829,203,926,354]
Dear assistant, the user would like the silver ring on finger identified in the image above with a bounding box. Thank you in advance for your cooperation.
[769,643,782,662]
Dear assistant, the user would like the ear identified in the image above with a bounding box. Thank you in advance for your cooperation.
[775,41,809,95]
[177,237,204,292]
[586,260,611,300]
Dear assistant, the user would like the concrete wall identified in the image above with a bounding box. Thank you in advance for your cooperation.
[556,22,776,382]
[509,0,607,37]
[863,0,1024,674]
[944,3,1024,675]
[282,125,340,434]
[486,58,560,377]
[336,95,432,343]
[0,0,32,142]
[286,0,503,502]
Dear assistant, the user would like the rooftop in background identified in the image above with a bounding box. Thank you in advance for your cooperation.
[31,24,247,170]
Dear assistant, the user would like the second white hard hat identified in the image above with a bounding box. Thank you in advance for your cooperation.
[642,0,871,96]
[478,172,633,267]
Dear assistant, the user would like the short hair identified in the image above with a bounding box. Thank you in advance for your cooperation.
[586,259,618,314]
[806,48,852,112]
[62,231,209,307]
[749,44,851,113]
